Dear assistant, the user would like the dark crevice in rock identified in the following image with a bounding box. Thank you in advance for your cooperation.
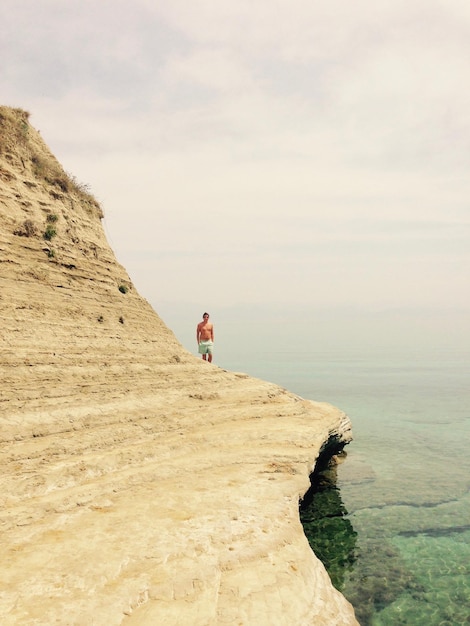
[300,446,357,591]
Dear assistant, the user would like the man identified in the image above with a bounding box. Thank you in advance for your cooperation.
[196,312,214,363]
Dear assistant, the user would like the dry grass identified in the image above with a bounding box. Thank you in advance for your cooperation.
[13,219,38,238]
[0,105,103,219]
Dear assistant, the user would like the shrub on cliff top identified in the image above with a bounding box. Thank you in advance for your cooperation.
[0,107,31,148]
[0,105,103,220]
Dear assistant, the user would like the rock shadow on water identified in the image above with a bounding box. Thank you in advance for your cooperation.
[299,449,358,591]
[299,450,420,626]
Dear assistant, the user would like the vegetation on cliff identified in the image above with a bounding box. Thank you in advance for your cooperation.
[0,106,102,219]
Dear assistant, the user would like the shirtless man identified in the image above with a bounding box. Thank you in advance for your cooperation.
[196,312,214,362]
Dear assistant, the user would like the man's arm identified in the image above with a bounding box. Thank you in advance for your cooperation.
[196,323,201,344]
[210,325,214,341]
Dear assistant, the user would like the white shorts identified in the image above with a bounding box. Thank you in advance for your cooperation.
[198,340,213,355]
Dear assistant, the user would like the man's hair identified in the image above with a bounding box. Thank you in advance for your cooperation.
[203,312,209,317]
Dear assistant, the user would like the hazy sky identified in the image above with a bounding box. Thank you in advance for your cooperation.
[2,1,470,329]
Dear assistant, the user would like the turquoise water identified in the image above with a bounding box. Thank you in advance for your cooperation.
[219,347,470,625]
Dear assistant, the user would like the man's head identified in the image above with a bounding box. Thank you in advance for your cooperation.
[203,312,209,320]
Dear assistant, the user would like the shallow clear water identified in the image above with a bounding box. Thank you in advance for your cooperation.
[220,347,470,625]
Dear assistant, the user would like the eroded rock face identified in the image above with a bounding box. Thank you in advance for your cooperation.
[0,106,359,625]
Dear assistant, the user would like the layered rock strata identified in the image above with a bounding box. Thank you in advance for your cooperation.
[0,107,359,625]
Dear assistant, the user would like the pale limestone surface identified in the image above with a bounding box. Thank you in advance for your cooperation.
[0,107,359,625]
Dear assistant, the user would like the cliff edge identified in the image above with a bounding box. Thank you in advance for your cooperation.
[0,106,358,625]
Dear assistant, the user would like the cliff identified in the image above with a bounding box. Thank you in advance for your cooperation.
[0,106,359,625]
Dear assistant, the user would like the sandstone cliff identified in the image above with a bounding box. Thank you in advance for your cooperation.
[0,106,359,626]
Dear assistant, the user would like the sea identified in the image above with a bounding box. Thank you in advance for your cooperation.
[161,307,470,626]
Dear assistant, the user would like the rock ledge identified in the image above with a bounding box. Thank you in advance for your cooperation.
[0,107,358,625]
